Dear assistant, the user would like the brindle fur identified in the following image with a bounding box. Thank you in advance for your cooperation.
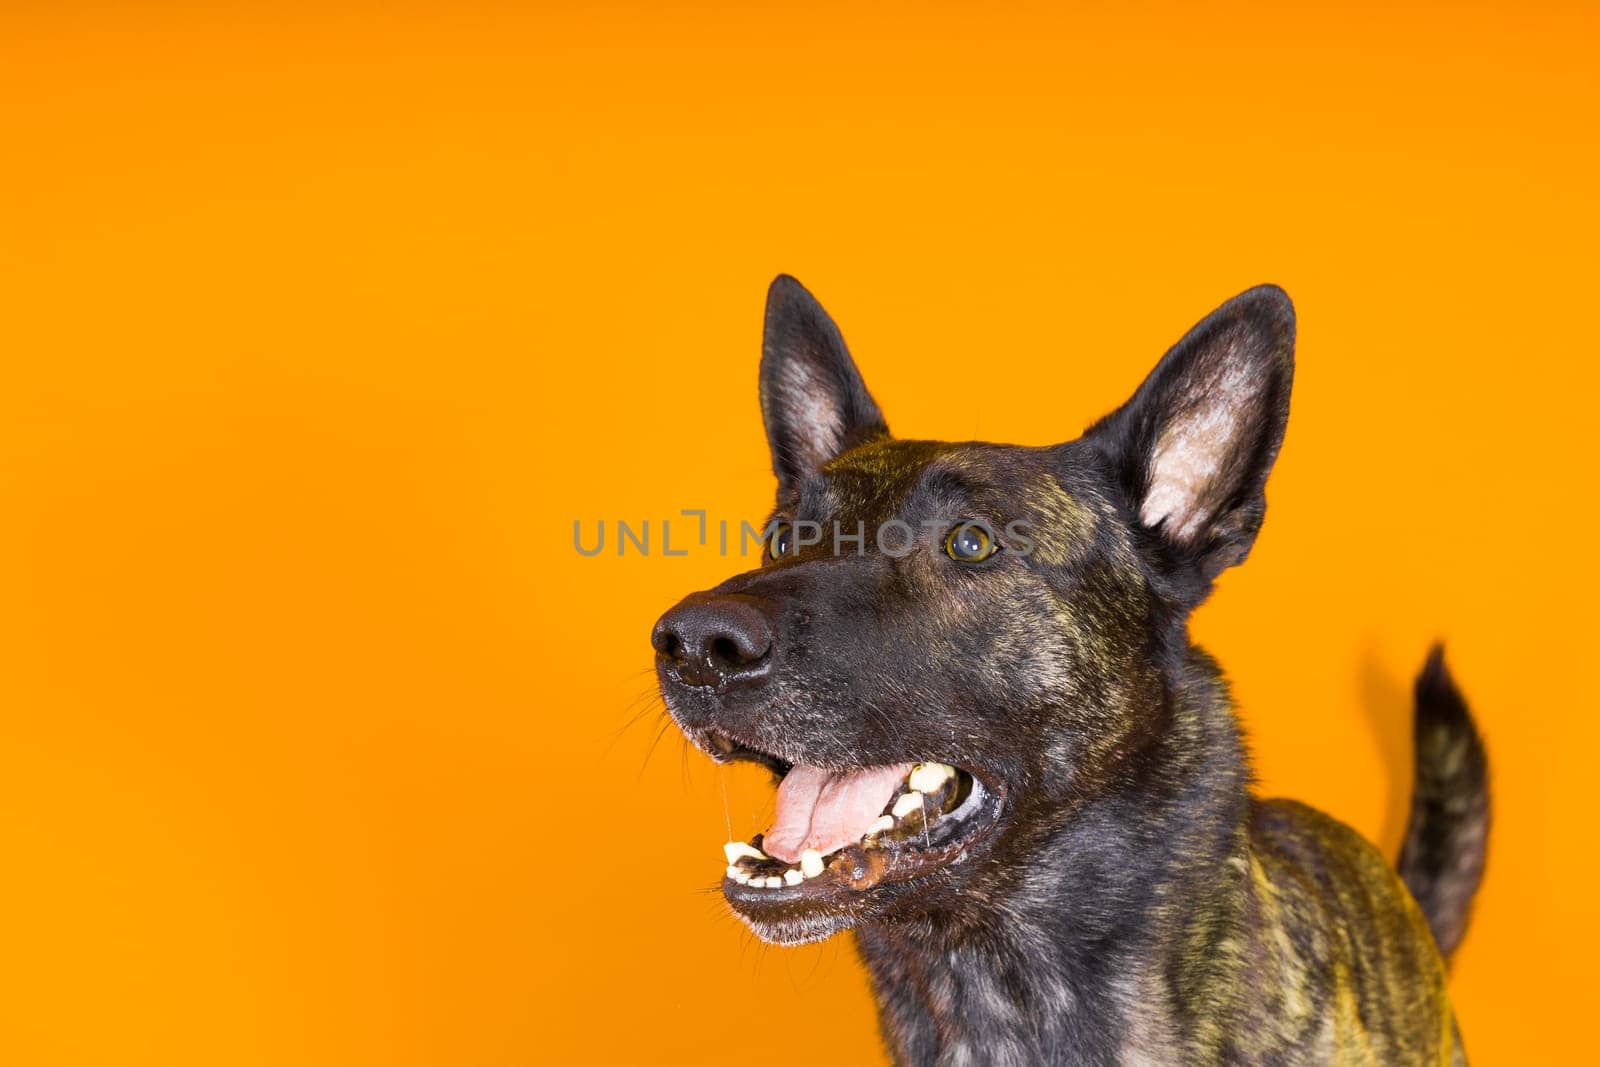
[654,276,1489,1065]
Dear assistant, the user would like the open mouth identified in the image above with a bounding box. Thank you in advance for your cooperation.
[703,731,1006,935]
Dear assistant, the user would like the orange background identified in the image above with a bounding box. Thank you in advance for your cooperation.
[1,3,1594,1063]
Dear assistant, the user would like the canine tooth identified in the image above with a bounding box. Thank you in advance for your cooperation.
[891,791,926,819]
[763,876,783,889]
[724,841,766,864]
[725,865,741,880]
[784,869,804,886]
[865,815,895,836]
[800,849,825,878]
[909,762,955,794]
[734,871,752,884]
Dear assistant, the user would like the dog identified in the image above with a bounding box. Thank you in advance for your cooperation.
[652,276,1488,1064]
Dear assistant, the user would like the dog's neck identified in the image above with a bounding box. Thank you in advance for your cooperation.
[854,652,1251,1064]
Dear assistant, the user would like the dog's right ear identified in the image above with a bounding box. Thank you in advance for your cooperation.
[759,275,889,501]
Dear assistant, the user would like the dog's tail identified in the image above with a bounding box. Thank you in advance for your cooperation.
[1397,644,1489,962]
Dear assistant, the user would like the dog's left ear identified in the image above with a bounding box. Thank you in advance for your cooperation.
[1086,285,1295,582]
[759,275,889,501]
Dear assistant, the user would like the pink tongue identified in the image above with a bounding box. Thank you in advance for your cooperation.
[762,763,914,863]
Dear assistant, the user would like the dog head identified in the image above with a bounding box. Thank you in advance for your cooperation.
[653,276,1294,945]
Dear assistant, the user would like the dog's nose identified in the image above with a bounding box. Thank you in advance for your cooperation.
[652,595,774,688]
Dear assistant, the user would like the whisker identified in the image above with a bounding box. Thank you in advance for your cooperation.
[600,686,671,759]
[638,716,675,777]
[719,763,734,843]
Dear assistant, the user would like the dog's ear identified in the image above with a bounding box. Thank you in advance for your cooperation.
[1086,285,1295,583]
[759,275,888,500]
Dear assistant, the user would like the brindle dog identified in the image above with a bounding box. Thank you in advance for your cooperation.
[652,277,1489,1065]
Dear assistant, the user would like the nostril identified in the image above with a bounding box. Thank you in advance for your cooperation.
[707,630,772,672]
[651,620,683,660]
[708,636,741,670]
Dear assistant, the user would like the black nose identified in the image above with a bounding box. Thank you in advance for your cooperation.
[652,594,774,689]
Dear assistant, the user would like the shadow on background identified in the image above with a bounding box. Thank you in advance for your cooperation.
[1358,643,1413,860]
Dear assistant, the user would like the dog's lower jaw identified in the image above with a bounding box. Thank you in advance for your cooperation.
[735,907,859,947]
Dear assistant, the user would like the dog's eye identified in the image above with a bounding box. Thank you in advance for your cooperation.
[944,522,997,562]
[768,522,795,560]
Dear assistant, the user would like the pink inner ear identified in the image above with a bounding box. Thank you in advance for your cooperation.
[1139,351,1259,542]
[778,358,846,464]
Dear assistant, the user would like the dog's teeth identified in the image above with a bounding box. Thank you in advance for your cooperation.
[908,762,956,794]
[784,868,804,886]
[724,841,766,864]
[800,849,825,878]
[865,815,895,836]
[891,791,926,819]
[763,876,783,889]
[725,865,741,880]
[733,871,752,884]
